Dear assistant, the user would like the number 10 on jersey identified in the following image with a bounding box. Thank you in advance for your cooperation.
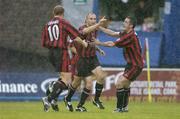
[48,24,60,41]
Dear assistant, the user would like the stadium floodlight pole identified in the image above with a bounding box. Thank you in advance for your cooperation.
[145,38,152,103]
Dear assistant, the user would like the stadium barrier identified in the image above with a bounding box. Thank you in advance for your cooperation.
[0,68,179,102]
[99,68,180,102]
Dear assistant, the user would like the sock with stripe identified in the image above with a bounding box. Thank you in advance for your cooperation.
[94,83,103,101]
[66,84,76,102]
[47,80,67,102]
[77,88,91,107]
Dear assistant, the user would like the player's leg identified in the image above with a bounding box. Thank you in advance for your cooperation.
[47,72,71,106]
[44,80,60,111]
[91,58,107,109]
[114,74,130,112]
[44,49,72,111]
[65,57,86,111]
[65,60,80,102]
[76,75,93,112]
[64,75,82,112]
[42,48,62,112]
[114,65,142,112]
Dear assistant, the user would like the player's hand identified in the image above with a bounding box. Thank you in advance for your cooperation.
[98,16,107,26]
[83,40,88,48]
[99,49,106,56]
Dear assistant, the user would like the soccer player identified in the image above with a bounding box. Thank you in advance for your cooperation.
[98,16,144,112]
[41,5,88,112]
[64,13,108,112]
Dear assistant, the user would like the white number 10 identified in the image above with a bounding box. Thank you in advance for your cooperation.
[48,24,60,41]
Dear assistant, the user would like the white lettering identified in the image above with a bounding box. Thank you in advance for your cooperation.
[9,84,17,93]
[0,80,38,93]
[31,84,38,93]
[48,20,59,25]
[165,81,176,88]
[130,88,142,95]
[163,88,176,95]
[143,88,161,95]
[17,84,25,93]
[105,75,115,90]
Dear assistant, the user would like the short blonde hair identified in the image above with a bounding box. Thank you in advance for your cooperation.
[53,5,64,16]
[84,12,96,24]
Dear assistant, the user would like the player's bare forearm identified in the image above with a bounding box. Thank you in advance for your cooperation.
[99,26,119,37]
[104,41,115,47]
[94,39,110,47]
[83,17,107,34]
[82,24,100,34]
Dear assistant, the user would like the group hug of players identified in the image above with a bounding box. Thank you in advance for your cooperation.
[41,5,144,113]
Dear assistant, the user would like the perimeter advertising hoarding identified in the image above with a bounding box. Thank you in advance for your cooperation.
[100,68,180,102]
[0,69,179,102]
[0,73,79,101]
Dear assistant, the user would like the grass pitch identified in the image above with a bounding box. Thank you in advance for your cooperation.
[0,100,180,119]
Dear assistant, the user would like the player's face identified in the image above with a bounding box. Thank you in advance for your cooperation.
[123,18,132,32]
[87,14,97,26]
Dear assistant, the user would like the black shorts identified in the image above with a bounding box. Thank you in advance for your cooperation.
[123,64,143,81]
[48,48,70,72]
[76,55,100,77]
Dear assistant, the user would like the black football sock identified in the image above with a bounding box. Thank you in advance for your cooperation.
[66,84,76,102]
[46,81,56,96]
[123,88,130,108]
[116,88,125,109]
[46,88,50,96]
[77,88,91,107]
[94,83,103,101]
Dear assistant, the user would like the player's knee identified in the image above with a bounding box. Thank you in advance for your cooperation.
[115,77,124,88]
[72,79,81,89]
[115,77,130,89]
[85,80,93,90]
[115,81,123,88]
[96,71,107,84]
[61,77,71,86]
[101,71,108,79]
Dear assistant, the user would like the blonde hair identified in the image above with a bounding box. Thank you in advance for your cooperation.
[53,5,64,16]
[84,12,96,24]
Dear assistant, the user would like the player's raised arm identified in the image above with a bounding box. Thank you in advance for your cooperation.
[82,15,107,34]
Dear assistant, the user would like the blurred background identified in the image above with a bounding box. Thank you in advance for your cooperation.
[0,0,179,102]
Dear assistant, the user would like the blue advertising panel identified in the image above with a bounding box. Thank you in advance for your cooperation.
[0,72,79,101]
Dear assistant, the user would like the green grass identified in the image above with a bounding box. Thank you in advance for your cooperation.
[0,100,180,119]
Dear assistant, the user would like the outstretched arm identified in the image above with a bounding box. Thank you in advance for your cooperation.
[99,26,120,37]
[82,17,107,34]
[94,38,115,47]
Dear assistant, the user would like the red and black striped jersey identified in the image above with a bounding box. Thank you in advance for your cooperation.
[68,41,79,65]
[77,25,97,58]
[114,30,144,68]
[41,17,80,49]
